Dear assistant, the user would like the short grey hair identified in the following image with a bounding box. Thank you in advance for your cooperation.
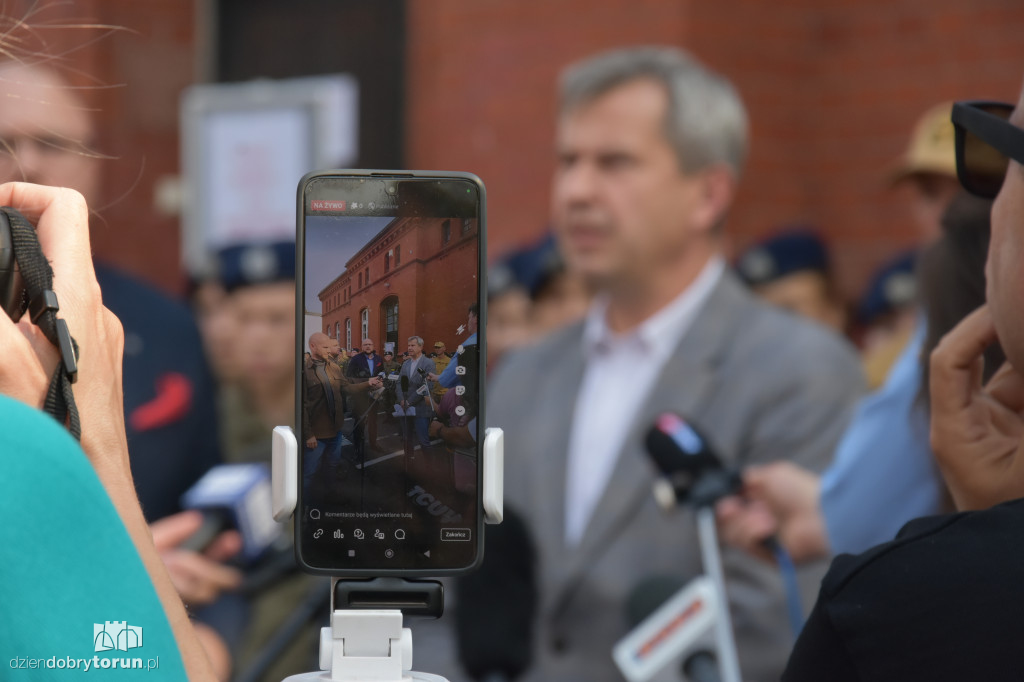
[408,336,424,347]
[559,46,748,177]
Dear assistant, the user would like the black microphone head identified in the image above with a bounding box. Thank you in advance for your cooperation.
[417,367,427,376]
[455,506,537,681]
[645,413,720,478]
[401,374,409,392]
[625,574,689,628]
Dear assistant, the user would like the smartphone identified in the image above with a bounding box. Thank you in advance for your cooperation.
[296,170,485,576]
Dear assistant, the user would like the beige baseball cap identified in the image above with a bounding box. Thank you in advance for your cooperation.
[887,102,957,184]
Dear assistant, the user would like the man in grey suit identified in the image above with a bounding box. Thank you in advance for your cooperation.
[468,47,864,682]
[397,335,437,452]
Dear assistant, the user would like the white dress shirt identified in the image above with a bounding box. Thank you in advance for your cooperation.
[564,257,725,546]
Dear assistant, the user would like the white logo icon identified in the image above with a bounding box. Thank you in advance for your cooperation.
[455,406,466,417]
[94,622,142,653]
[374,529,385,540]
[455,385,466,396]
[354,529,365,539]
[333,529,344,539]
[455,365,466,376]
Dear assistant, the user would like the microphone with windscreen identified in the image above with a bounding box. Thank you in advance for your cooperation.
[645,414,741,510]
[454,506,537,682]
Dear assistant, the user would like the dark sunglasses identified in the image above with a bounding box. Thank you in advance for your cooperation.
[951,100,1024,198]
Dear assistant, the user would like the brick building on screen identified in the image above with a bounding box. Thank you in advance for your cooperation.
[318,216,478,354]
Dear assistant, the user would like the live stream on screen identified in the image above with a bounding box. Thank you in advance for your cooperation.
[300,185,481,571]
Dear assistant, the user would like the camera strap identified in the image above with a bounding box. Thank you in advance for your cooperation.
[2,206,81,440]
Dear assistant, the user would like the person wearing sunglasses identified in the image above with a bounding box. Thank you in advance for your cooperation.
[781,95,1024,681]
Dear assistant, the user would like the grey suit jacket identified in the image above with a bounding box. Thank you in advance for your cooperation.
[397,355,437,417]
[414,271,864,682]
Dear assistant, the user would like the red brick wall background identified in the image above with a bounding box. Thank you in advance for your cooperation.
[406,0,1024,299]
[7,1,1024,301]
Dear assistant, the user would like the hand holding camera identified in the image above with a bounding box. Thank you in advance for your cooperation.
[0,182,215,679]
[0,183,128,470]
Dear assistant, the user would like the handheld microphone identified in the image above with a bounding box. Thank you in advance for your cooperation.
[180,463,282,563]
[614,575,719,682]
[371,372,387,398]
[644,414,741,510]
[455,507,537,681]
[645,414,805,637]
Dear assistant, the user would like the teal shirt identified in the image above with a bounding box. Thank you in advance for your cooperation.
[0,395,187,680]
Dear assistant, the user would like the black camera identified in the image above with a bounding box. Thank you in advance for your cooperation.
[0,212,26,320]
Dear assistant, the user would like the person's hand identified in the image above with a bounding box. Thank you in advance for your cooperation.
[716,461,828,564]
[368,377,382,388]
[427,372,440,382]
[306,436,317,449]
[151,511,243,606]
[930,305,1024,510]
[0,184,127,471]
[0,183,218,680]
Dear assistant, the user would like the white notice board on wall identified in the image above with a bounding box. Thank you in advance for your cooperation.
[181,75,358,275]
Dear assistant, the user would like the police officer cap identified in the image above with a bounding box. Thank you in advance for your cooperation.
[217,241,296,292]
[858,250,918,325]
[736,227,830,287]
[489,232,563,299]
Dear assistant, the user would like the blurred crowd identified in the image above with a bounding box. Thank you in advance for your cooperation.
[3,24,1023,682]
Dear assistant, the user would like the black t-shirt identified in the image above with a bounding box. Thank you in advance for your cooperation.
[783,497,1024,681]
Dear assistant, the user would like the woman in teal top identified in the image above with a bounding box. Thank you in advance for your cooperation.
[0,183,216,679]
[0,394,188,680]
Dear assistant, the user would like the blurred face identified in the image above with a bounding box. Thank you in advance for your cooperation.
[329,338,341,359]
[434,344,445,354]
[384,353,394,362]
[362,339,375,354]
[987,90,1024,369]
[191,280,240,382]
[233,282,295,386]
[0,63,100,202]
[904,173,962,242]
[552,78,725,291]
[407,339,423,358]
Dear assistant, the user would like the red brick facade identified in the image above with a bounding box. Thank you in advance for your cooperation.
[319,217,479,354]
[20,1,1024,299]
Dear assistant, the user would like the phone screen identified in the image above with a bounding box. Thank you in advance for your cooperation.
[296,172,484,574]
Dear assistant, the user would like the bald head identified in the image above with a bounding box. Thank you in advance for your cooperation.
[309,332,332,361]
[0,61,99,201]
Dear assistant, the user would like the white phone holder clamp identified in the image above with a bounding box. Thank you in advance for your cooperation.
[270,425,504,681]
